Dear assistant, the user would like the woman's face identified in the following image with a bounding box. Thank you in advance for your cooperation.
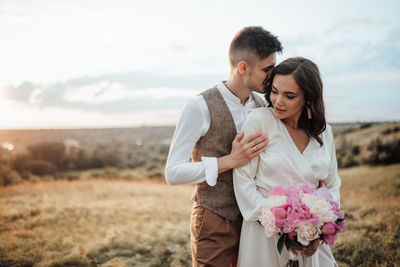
[270,74,305,123]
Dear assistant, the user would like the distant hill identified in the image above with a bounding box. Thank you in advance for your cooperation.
[332,122,400,167]
[0,122,399,186]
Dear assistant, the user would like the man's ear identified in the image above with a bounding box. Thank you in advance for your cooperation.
[237,61,249,75]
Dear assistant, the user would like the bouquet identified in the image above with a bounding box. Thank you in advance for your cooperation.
[259,182,345,267]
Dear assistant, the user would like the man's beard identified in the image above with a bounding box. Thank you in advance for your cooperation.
[248,84,265,94]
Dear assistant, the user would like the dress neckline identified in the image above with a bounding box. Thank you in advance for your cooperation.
[282,123,312,155]
[268,108,312,155]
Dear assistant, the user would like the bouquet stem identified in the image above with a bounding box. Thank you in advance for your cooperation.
[284,260,299,267]
[284,251,299,267]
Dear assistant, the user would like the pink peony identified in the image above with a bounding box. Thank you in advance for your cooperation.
[286,193,302,205]
[322,222,337,235]
[336,221,346,232]
[288,231,297,240]
[323,233,337,247]
[329,200,344,219]
[315,187,331,201]
[283,201,315,233]
[268,186,286,196]
[300,182,316,195]
[275,218,286,228]
[271,206,286,219]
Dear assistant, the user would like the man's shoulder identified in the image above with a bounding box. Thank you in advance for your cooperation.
[198,86,219,97]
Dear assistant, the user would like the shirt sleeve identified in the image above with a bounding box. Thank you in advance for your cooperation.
[323,125,342,205]
[165,97,218,186]
[233,110,268,221]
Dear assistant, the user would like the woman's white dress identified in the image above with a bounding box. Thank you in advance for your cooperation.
[233,107,341,267]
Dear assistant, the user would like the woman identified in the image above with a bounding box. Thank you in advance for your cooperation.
[233,57,341,267]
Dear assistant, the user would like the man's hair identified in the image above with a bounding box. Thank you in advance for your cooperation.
[229,26,282,66]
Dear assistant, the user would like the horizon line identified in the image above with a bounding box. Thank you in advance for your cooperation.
[0,120,399,131]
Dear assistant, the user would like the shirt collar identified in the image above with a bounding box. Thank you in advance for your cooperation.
[217,81,254,106]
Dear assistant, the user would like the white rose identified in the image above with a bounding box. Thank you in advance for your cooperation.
[296,221,321,246]
[301,194,337,224]
[260,209,279,238]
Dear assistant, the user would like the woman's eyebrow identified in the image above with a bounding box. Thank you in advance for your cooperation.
[271,85,298,94]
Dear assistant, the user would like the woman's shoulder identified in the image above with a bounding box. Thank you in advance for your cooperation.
[248,106,275,120]
[243,106,277,133]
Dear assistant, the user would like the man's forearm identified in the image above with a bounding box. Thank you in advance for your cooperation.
[217,154,235,174]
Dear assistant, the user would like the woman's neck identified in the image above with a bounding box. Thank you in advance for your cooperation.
[282,118,299,129]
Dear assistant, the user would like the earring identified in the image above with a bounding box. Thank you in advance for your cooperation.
[306,103,312,119]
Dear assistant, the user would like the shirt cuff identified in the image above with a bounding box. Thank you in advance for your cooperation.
[202,156,218,186]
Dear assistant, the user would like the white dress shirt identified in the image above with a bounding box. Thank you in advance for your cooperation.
[165,82,265,186]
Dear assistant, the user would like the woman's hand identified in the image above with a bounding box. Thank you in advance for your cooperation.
[300,239,320,257]
[289,243,302,256]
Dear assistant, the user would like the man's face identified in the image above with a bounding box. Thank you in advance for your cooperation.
[246,53,276,93]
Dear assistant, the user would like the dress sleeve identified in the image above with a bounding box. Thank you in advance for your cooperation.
[323,125,342,205]
[233,109,268,221]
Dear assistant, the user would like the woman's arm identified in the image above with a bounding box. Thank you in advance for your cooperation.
[233,110,268,221]
[323,125,341,205]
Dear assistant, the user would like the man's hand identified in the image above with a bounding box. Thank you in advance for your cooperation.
[217,131,268,174]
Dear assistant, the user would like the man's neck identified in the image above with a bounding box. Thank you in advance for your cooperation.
[224,80,251,105]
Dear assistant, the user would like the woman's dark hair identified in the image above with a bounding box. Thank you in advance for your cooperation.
[265,57,326,146]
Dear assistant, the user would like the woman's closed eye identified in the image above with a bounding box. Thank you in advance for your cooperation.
[286,94,296,99]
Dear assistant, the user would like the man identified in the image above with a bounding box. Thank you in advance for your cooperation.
[165,26,282,266]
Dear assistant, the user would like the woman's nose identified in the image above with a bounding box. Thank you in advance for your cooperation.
[275,94,283,105]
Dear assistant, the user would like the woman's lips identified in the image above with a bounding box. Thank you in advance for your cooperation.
[274,107,286,114]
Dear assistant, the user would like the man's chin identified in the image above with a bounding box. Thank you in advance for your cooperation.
[250,87,266,94]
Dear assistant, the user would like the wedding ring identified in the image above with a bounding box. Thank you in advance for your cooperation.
[252,146,256,152]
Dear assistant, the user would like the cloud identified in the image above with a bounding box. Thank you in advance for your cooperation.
[282,21,400,76]
[2,71,224,113]
[324,70,400,84]
[334,16,389,27]
[4,82,36,102]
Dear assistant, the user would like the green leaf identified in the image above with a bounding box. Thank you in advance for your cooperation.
[285,236,294,251]
[277,234,286,254]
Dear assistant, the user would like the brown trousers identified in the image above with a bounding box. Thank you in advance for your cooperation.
[190,202,242,267]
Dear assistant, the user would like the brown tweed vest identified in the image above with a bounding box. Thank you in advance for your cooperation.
[191,86,265,221]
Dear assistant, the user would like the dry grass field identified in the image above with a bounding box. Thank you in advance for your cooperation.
[0,179,193,266]
[1,164,399,266]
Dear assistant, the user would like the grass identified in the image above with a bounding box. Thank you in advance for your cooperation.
[0,164,399,266]
[333,164,400,267]
[0,179,193,266]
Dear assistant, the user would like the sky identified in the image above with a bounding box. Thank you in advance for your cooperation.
[0,0,399,129]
